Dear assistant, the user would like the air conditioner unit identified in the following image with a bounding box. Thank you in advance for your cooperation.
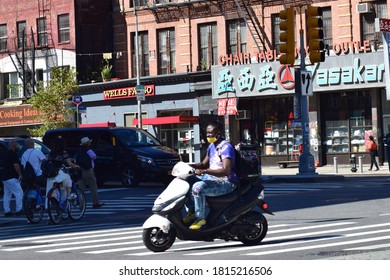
[356,3,372,13]
[235,110,251,120]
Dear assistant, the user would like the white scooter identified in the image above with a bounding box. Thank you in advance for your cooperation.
[142,161,273,252]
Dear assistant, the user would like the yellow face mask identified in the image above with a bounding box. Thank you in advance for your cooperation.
[207,137,218,144]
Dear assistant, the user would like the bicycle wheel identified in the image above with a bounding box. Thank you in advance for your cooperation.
[47,188,62,224]
[68,187,86,221]
[23,188,44,224]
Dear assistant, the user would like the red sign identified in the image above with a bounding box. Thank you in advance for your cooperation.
[217,98,238,116]
[379,18,390,32]
[103,85,155,100]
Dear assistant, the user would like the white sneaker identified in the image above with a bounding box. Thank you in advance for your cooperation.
[68,193,77,200]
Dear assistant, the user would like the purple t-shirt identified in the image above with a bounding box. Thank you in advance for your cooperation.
[206,140,237,184]
[86,149,96,169]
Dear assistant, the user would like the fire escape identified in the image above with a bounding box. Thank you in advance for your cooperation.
[7,0,53,98]
[142,0,315,52]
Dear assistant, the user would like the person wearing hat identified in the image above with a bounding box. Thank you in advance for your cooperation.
[76,137,104,209]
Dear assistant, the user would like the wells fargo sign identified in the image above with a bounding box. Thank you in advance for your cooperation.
[0,105,43,127]
[103,85,155,100]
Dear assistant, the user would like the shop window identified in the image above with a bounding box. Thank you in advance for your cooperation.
[262,97,302,157]
[321,92,372,154]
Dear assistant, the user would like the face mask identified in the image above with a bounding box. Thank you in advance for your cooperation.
[207,137,218,144]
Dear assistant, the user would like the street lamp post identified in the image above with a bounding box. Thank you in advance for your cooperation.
[134,0,142,128]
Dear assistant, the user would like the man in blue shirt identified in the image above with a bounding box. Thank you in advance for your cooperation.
[184,121,237,230]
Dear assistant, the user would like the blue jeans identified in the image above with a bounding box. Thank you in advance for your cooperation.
[186,175,236,220]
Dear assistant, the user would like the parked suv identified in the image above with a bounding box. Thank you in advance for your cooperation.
[43,127,181,187]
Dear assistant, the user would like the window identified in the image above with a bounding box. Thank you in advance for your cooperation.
[227,19,247,54]
[17,21,27,49]
[37,17,47,46]
[131,0,148,7]
[322,7,333,48]
[198,23,218,70]
[362,1,387,46]
[0,24,7,51]
[131,31,149,77]
[271,14,281,53]
[58,14,70,43]
[157,28,175,74]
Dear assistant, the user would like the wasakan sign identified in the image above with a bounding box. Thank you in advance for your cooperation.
[103,85,155,100]
[212,52,385,99]
[0,105,43,127]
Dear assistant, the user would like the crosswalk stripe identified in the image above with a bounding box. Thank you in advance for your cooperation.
[345,243,390,251]
[185,223,390,256]
[246,235,390,256]
[37,240,143,253]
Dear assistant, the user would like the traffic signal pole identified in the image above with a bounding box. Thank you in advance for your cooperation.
[298,27,316,175]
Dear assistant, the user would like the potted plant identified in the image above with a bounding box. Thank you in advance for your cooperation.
[101,64,112,82]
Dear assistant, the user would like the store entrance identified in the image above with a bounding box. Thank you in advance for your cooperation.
[160,128,194,162]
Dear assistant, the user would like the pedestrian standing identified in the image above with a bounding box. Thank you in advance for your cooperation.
[367,135,379,171]
[384,125,390,171]
[2,141,24,216]
[76,137,104,209]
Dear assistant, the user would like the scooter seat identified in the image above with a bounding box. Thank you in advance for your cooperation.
[207,180,253,204]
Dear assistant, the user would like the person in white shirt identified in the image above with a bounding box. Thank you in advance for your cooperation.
[21,138,47,187]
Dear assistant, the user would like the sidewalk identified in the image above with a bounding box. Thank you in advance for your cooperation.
[261,164,389,183]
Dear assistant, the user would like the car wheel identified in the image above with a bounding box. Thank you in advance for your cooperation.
[121,167,140,187]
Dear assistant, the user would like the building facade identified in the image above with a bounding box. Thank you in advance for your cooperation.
[0,0,113,135]
[1,0,390,166]
[81,0,388,165]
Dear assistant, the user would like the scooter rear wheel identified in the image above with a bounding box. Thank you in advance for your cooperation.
[142,227,176,252]
[238,211,268,246]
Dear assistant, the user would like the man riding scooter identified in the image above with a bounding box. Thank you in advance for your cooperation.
[184,121,238,230]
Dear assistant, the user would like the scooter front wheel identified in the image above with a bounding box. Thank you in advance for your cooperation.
[238,211,268,246]
[142,227,176,252]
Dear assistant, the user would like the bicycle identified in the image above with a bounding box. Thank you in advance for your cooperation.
[46,167,86,224]
[23,181,45,224]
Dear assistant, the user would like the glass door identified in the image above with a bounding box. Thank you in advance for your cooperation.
[177,129,194,163]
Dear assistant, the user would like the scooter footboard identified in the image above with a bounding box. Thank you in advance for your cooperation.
[142,214,172,233]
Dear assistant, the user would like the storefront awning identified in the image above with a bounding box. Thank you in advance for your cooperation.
[79,122,116,128]
[132,116,199,126]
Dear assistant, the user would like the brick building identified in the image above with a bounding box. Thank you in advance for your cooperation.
[0,0,113,135]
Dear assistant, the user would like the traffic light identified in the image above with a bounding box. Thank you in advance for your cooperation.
[279,7,295,66]
[307,5,325,63]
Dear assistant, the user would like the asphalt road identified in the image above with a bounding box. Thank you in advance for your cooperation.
[0,176,389,261]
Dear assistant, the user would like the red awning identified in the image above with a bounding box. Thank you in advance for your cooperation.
[79,122,116,128]
[132,116,199,126]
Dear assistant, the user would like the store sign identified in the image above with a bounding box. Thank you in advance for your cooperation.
[217,98,238,116]
[103,85,155,100]
[0,105,43,127]
[212,52,385,99]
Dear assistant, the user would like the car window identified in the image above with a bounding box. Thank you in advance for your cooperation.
[114,129,160,147]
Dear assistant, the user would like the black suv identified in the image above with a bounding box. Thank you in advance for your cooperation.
[0,137,51,192]
[43,127,181,187]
